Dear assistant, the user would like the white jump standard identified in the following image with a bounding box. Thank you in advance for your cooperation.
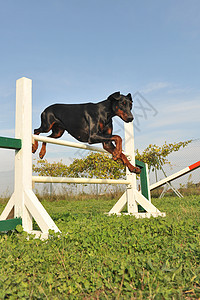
[0,78,165,239]
[0,78,59,239]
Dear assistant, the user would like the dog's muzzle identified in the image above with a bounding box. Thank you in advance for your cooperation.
[126,116,134,122]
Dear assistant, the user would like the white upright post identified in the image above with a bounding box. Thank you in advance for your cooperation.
[0,78,33,229]
[108,120,165,217]
[124,122,138,213]
[0,78,60,238]
[108,121,137,214]
[14,78,33,230]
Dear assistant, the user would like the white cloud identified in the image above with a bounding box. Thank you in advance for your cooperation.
[142,82,171,94]
[167,87,194,95]
[148,99,200,129]
[141,81,197,99]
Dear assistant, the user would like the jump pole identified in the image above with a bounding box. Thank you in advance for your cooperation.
[150,161,200,191]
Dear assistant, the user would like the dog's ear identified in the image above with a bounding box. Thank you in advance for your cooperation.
[126,93,132,102]
[108,92,121,101]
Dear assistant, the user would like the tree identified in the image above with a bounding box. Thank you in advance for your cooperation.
[67,152,125,179]
[135,140,192,171]
[33,153,125,179]
[33,159,69,177]
[135,140,192,181]
[33,140,192,182]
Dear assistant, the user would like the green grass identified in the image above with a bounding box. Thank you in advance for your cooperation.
[0,194,200,299]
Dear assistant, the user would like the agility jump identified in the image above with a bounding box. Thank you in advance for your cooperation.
[0,77,165,238]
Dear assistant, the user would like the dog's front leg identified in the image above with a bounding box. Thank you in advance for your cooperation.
[88,132,123,159]
[110,135,123,160]
[103,141,141,174]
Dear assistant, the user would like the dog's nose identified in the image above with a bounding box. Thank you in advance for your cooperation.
[127,116,133,122]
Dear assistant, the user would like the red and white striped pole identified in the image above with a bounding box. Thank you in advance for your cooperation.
[150,161,200,191]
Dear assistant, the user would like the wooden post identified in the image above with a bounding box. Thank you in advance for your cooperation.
[0,78,60,238]
[14,78,33,231]
[108,121,165,217]
[124,121,138,213]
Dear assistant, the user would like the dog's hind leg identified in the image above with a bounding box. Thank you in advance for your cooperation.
[32,132,39,154]
[39,124,65,159]
[32,110,57,154]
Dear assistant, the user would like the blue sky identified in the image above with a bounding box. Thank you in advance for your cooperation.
[0,0,199,191]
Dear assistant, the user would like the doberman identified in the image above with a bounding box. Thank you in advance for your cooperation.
[32,92,141,174]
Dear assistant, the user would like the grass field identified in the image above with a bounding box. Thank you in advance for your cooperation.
[0,194,200,299]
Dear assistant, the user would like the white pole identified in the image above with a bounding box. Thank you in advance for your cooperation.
[124,122,138,213]
[108,121,138,214]
[150,161,200,190]
[32,134,130,158]
[14,78,33,230]
[0,78,60,238]
[32,176,131,185]
[33,134,108,153]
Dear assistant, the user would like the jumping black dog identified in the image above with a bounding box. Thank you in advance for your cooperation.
[32,92,141,174]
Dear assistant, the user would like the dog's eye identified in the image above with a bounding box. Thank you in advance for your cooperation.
[122,101,126,106]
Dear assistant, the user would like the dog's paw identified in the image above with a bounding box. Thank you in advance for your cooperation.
[112,150,121,161]
[129,166,141,174]
[32,144,37,153]
[39,150,46,159]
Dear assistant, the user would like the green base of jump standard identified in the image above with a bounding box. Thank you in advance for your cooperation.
[0,218,22,232]
[136,159,149,212]
[0,136,22,150]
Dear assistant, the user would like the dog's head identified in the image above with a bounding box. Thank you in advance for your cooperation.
[108,92,133,122]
